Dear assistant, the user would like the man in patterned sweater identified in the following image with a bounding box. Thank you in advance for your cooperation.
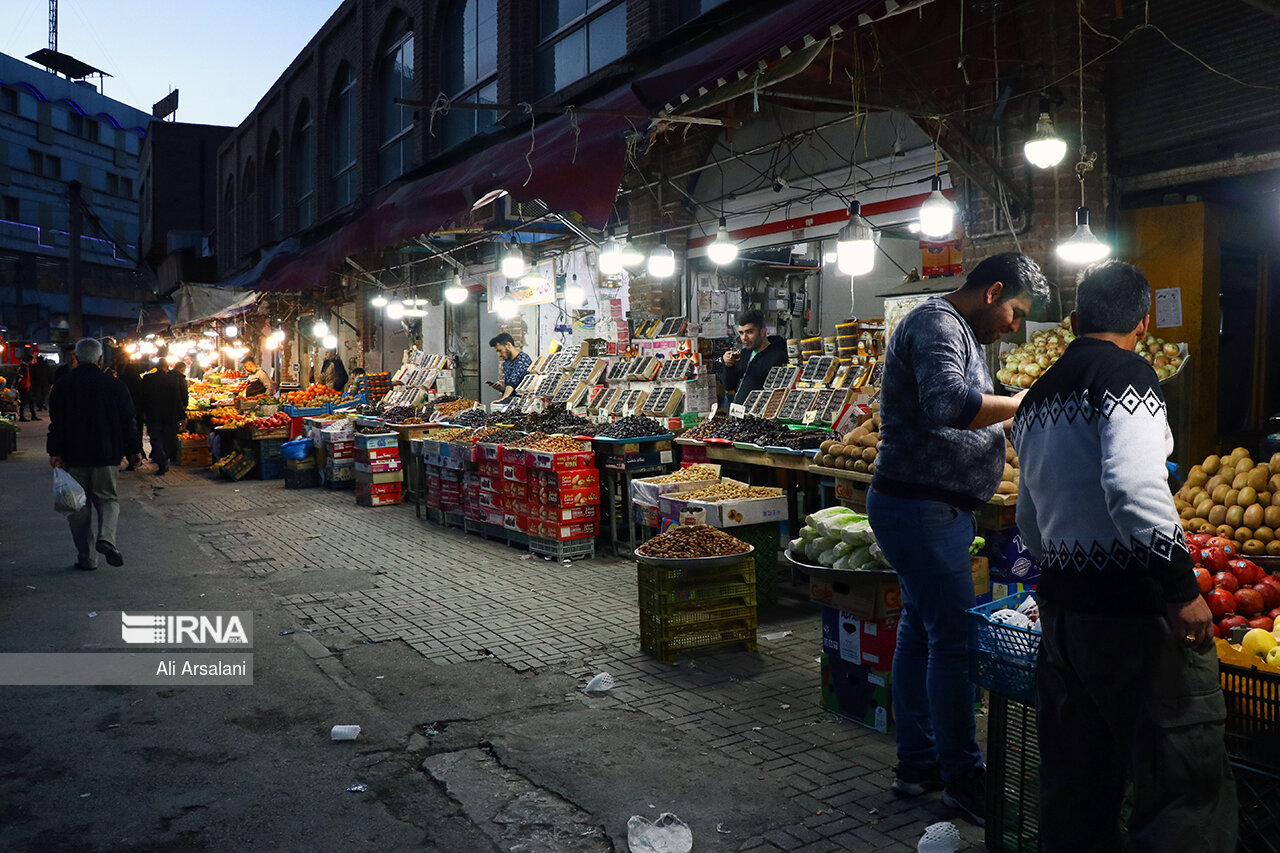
[1012,260,1234,851]
[870,252,1048,824]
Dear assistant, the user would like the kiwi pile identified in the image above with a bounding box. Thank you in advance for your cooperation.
[996,442,1020,496]
[813,414,880,473]
[1174,448,1280,557]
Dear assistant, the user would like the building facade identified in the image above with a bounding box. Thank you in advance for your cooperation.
[0,51,152,342]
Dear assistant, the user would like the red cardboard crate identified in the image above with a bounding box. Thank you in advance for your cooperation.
[355,481,403,497]
[503,481,529,500]
[356,446,400,462]
[533,468,599,490]
[326,446,354,460]
[510,499,529,518]
[477,460,501,478]
[355,458,403,474]
[535,485,601,508]
[474,442,502,462]
[483,508,504,526]
[821,609,899,669]
[357,492,403,507]
[502,463,529,483]
[465,504,485,521]
[531,503,600,523]
[478,491,504,511]
[479,475,499,492]
[527,449,595,471]
[503,512,528,532]
[527,519,598,541]
[500,446,528,466]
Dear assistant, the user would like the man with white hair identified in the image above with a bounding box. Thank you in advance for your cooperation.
[47,338,141,571]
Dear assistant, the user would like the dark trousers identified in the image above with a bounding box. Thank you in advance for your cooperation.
[17,388,36,419]
[146,417,178,469]
[1037,606,1236,853]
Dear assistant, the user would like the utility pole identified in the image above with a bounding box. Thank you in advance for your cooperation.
[68,179,82,340]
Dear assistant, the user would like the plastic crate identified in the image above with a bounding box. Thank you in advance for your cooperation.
[506,530,529,548]
[258,457,286,480]
[426,507,444,525]
[968,590,1041,704]
[986,692,1042,853]
[1221,661,1280,771]
[637,556,756,586]
[638,576,756,606]
[639,595,757,628]
[1235,760,1280,853]
[443,510,465,529]
[726,523,779,611]
[639,616,757,665]
[528,535,596,561]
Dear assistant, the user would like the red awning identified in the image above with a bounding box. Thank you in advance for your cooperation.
[253,0,905,293]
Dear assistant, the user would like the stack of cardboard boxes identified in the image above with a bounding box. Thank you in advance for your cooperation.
[317,431,354,490]
[354,433,402,507]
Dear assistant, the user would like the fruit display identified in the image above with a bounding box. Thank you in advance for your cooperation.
[282,384,340,406]
[1174,448,1280,557]
[178,432,206,442]
[770,428,836,451]
[636,524,751,559]
[706,416,789,445]
[451,408,498,427]
[381,405,416,424]
[680,418,726,441]
[595,415,667,439]
[209,407,253,428]
[432,397,479,418]
[245,411,291,431]
[1187,533,1280,638]
[813,414,880,473]
[1236,626,1280,668]
[786,507,889,571]
[997,320,1186,388]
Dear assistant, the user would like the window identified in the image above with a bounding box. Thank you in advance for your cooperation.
[240,161,257,252]
[378,32,415,185]
[2,196,19,222]
[106,173,134,198]
[264,133,283,241]
[535,0,626,96]
[68,112,100,142]
[292,102,314,229]
[444,0,499,148]
[28,150,62,179]
[222,176,236,259]
[675,0,729,25]
[330,64,358,209]
[1,87,17,114]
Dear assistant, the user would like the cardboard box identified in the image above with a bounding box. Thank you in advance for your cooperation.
[502,463,529,483]
[355,458,403,474]
[355,469,405,486]
[474,442,502,462]
[992,581,1034,601]
[354,433,398,450]
[532,468,599,490]
[479,475,499,492]
[971,556,991,598]
[820,653,894,733]
[355,446,400,462]
[809,574,902,621]
[527,519,598,541]
[632,501,660,528]
[604,450,672,471]
[285,455,317,470]
[503,512,528,532]
[983,527,1040,584]
[534,485,601,508]
[356,492,403,507]
[477,460,501,478]
[630,469,720,506]
[478,491,504,511]
[500,446,527,466]
[821,609,899,668]
[527,449,595,471]
[503,480,529,500]
[354,482,402,498]
[531,502,600,523]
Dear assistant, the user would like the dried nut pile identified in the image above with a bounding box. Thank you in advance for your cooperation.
[429,428,468,441]
[399,417,426,425]
[636,524,750,559]
[462,426,505,442]
[474,428,525,445]
[674,483,783,502]
[451,408,492,426]
[649,464,719,483]
[501,432,552,449]
[382,405,417,423]
[434,398,480,417]
[680,418,726,441]
[526,434,590,453]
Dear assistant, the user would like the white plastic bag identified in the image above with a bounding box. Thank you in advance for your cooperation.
[627,813,692,853]
[53,468,86,514]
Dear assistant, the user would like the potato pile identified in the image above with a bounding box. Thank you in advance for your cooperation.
[997,443,1020,496]
[814,414,880,473]
[1175,449,1280,557]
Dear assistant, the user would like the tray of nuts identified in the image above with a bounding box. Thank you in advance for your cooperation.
[634,524,754,567]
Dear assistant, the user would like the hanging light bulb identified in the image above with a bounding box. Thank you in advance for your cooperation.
[1024,99,1067,169]
[501,243,525,279]
[647,236,676,278]
[371,292,388,308]
[620,237,645,268]
[835,202,876,276]
[444,275,469,304]
[919,177,956,238]
[706,217,739,265]
[564,274,585,306]
[497,297,518,319]
[598,229,624,275]
[203,329,218,337]
[385,300,406,320]
[1056,205,1111,264]
[311,319,330,337]
[322,334,339,349]
[224,323,238,338]
[263,336,280,351]
[272,328,286,342]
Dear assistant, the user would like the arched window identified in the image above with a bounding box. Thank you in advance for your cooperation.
[535,0,626,96]
[379,29,415,185]
[240,160,257,253]
[292,101,314,229]
[222,175,236,259]
[443,0,498,148]
[264,132,283,241]
[330,64,358,209]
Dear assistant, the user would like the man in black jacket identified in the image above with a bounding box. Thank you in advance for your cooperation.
[47,338,140,570]
[141,361,183,475]
[721,310,789,405]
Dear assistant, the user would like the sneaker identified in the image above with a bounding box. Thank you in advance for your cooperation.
[95,540,124,567]
[75,562,98,571]
[942,766,986,826]
[891,763,944,798]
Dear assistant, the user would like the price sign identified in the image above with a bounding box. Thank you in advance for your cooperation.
[708,403,719,419]
[729,403,747,418]
[802,410,818,425]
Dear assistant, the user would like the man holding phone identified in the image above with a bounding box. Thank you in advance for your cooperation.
[488,333,531,402]
[721,310,788,405]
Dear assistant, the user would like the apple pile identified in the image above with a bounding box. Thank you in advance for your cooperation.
[1188,532,1280,637]
[246,411,291,430]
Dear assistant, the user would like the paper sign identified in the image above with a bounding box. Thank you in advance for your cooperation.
[708,403,718,419]
[1155,287,1182,328]
[803,410,818,425]
[729,403,747,418]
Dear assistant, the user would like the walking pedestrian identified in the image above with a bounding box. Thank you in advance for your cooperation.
[867,252,1048,825]
[46,338,140,571]
[16,354,39,421]
[1011,260,1236,851]
[32,356,52,411]
[141,361,183,474]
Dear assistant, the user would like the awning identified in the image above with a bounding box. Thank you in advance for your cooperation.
[252,0,903,293]
[172,284,259,327]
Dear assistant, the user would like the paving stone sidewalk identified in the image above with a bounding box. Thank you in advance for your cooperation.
[151,464,988,850]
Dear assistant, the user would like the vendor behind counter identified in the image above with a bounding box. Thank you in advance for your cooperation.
[239,356,278,396]
[721,310,788,405]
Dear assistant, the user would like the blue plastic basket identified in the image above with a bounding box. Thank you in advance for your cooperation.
[281,438,312,460]
[968,590,1041,703]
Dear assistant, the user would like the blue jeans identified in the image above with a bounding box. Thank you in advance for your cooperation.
[867,489,982,780]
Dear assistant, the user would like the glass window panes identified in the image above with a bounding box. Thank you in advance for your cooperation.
[443,78,498,149]
[675,0,729,25]
[536,0,626,96]
[457,0,498,91]
[265,140,282,239]
[379,33,415,186]
[293,103,314,229]
[331,65,358,208]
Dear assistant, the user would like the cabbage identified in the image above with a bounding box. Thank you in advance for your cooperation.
[833,554,852,571]
[849,545,875,569]
[806,536,839,560]
[833,541,854,558]
[835,519,874,546]
[799,526,820,543]
[788,538,804,554]
[818,547,839,566]
[805,506,856,528]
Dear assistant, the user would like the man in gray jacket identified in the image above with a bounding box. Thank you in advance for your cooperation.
[1012,260,1234,851]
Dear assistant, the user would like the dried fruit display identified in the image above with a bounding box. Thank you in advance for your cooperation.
[647,464,719,483]
[636,525,750,559]
[596,415,667,439]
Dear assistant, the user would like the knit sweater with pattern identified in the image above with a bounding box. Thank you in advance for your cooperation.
[1011,336,1199,614]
